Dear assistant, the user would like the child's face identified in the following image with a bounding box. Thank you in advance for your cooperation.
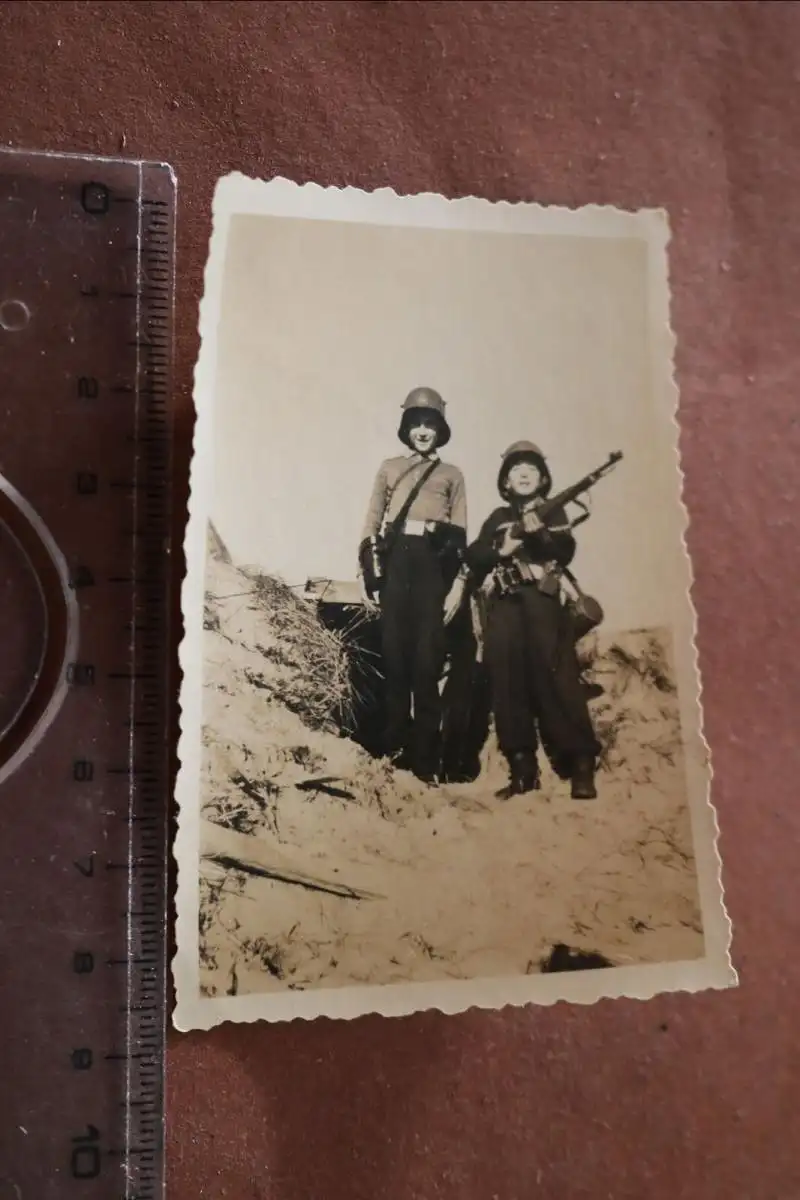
[408,417,439,455]
[507,460,542,498]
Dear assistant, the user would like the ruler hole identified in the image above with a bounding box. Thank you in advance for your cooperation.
[0,299,30,332]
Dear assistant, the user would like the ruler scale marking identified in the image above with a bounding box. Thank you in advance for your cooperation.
[0,152,173,1200]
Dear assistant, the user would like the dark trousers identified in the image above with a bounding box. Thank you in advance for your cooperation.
[381,535,447,773]
[484,585,600,773]
[440,603,492,782]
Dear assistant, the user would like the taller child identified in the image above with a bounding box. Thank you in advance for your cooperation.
[359,388,467,784]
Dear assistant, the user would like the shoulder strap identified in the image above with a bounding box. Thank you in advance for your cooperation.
[561,564,585,596]
[388,459,440,532]
[382,459,421,512]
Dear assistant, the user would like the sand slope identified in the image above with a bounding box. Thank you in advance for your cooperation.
[198,551,704,1000]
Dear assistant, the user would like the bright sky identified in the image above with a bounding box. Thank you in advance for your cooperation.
[210,212,686,636]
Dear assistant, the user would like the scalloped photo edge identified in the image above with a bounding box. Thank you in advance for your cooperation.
[172,173,736,1030]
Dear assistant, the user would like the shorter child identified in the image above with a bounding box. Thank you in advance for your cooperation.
[464,441,601,798]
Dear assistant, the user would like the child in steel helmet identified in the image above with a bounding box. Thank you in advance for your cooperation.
[358,387,468,785]
[464,441,601,799]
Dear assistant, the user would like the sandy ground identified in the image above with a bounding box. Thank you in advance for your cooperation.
[197,550,704,1000]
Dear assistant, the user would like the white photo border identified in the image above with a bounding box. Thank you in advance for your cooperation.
[172,174,736,1030]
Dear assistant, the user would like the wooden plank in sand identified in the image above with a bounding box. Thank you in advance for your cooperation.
[200,818,385,901]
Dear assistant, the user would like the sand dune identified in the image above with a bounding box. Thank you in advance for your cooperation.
[197,548,704,1000]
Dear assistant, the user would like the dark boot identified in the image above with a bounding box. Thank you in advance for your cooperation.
[571,755,598,800]
[508,750,540,796]
[440,767,476,784]
[413,769,440,787]
[410,749,441,787]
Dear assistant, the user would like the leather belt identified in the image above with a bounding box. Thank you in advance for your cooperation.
[401,518,437,536]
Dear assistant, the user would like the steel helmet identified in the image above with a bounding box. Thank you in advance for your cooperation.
[497,440,552,497]
[398,387,451,448]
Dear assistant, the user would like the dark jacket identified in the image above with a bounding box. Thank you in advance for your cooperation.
[464,502,575,587]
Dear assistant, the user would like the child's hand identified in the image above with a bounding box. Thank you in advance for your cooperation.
[443,575,467,626]
[359,574,380,610]
[521,509,544,534]
[497,526,525,558]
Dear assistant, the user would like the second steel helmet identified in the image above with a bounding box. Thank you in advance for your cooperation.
[497,440,552,497]
[398,387,451,448]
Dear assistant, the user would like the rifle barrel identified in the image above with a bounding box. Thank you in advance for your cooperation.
[505,452,622,537]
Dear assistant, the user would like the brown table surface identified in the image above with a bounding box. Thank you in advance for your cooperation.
[2,2,799,1197]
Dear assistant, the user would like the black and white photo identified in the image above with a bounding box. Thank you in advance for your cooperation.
[173,175,735,1029]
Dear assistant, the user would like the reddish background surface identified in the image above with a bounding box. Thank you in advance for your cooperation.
[2,2,799,1198]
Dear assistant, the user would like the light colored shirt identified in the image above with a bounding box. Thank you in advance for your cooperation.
[361,453,467,543]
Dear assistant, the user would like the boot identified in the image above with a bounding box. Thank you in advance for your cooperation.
[440,766,476,784]
[571,755,597,800]
[411,752,440,786]
[508,750,540,796]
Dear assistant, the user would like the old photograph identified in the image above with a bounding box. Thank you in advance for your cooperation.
[173,174,735,1029]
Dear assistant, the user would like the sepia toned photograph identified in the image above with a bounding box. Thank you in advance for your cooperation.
[173,174,735,1029]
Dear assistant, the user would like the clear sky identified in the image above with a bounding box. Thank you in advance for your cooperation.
[210,212,686,635]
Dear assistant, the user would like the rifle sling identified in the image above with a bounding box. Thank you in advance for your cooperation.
[561,565,584,596]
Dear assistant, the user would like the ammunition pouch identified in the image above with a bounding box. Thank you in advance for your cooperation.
[358,535,388,598]
[487,559,603,639]
[566,592,604,640]
[559,565,604,639]
[427,522,466,582]
[491,557,555,599]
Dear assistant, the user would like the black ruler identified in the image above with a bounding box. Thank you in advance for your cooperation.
[0,149,175,1199]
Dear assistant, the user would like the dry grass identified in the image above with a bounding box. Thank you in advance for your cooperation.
[606,633,675,695]
[245,570,356,732]
[581,629,681,778]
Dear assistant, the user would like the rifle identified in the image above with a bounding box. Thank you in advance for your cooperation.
[486,450,623,605]
[503,450,623,539]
